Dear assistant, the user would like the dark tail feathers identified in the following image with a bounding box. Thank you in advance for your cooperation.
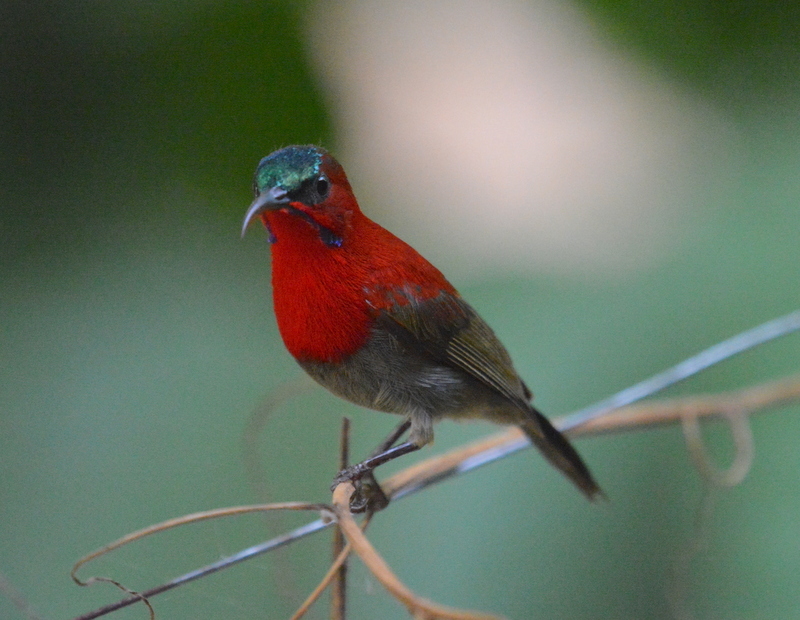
[519,407,603,501]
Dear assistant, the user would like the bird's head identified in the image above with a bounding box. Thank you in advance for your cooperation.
[241,145,359,247]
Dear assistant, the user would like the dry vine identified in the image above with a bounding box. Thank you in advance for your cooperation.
[66,371,800,620]
[64,309,800,619]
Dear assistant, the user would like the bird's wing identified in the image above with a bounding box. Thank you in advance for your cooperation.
[375,288,602,500]
[375,290,532,412]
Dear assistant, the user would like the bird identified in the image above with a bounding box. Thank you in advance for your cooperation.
[242,145,600,500]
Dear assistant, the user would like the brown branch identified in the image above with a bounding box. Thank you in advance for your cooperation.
[331,417,351,620]
[289,512,375,620]
[71,502,330,591]
[68,372,800,620]
[336,374,800,618]
[381,372,800,499]
[569,372,800,436]
[70,505,334,620]
[291,542,353,620]
[332,483,505,620]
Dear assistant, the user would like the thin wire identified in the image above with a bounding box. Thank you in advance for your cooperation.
[71,519,331,620]
[561,309,800,431]
[70,309,800,620]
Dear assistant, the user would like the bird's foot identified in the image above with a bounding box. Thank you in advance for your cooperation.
[332,466,389,513]
[331,461,371,489]
[331,438,420,513]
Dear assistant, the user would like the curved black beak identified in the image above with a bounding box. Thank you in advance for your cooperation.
[241,186,290,237]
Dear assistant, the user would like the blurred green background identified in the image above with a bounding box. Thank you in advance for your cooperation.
[2,1,799,619]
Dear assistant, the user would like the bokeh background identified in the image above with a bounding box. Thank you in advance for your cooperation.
[2,1,799,618]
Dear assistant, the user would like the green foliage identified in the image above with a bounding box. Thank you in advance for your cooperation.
[579,0,800,108]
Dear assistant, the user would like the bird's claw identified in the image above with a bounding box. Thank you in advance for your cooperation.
[331,466,390,513]
[331,463,369,490]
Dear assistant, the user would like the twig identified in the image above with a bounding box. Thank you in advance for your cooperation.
[291,513,374,620]
[291,542,352,620]
[71,503,330,586]
[70,504,330,620]
[70,518,331,620]
[68,308,800,620]
[562,308,800,430]
[69,373,800,620]
[332,483,504,620]
[331,417,351,620]
[569,373,800,436]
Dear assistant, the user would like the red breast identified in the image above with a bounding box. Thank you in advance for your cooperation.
[265,190,456,364]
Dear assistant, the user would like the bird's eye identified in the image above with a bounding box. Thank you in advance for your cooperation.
[315,176,330,200]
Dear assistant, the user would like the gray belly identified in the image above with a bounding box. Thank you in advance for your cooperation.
[297,328,524,445]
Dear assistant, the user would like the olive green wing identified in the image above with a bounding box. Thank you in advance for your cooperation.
[375,289,532,412]
[375,288,601,499]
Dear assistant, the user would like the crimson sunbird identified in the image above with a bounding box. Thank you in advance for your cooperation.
[242,145,600,500]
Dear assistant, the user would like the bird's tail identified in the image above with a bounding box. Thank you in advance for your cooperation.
[519,407,602,500]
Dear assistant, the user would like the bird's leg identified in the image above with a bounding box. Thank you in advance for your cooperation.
[334,420,414,485]
[332,441,420,488]
[359,440,421,470]
[333,420,416,513]
[335,442,420,513]
[370,419,412,456]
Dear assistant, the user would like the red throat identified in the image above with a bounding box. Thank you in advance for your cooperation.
[264,208,457,364]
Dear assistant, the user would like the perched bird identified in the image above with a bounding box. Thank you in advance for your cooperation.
[242,145,600,500]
